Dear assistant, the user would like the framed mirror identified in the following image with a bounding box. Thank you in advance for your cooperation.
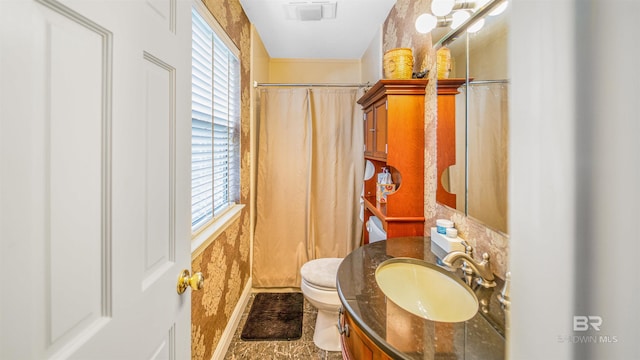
[435,0,509,234]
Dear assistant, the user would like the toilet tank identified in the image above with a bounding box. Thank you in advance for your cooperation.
[366,216,386,243]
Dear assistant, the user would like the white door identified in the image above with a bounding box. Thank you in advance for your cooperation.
[0,0,194,359]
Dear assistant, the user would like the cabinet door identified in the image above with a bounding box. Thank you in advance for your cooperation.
[342,311,373,360]
[364,107,375,156]
[341,310,393,360]
[373,99,388,159]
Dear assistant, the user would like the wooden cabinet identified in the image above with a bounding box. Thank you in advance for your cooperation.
[436,79,466,209]
[358,79,428,244]
[340,308,392,360]
[364,106,374,157]
[364,98,388,159]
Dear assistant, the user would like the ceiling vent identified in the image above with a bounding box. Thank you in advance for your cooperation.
[285,2,337,21]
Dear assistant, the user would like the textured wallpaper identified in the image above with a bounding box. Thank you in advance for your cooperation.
[383,0,433,76]
[383,0,509,279]
[191,1,252,359]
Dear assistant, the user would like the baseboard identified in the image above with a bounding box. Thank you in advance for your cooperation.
[211,278,252,360]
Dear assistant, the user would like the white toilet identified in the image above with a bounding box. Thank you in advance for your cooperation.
[300,257,343,352]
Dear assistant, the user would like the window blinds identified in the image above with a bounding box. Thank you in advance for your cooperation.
[191,8,240,232]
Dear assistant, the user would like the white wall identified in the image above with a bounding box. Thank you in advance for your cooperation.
[508,2,576,358]
[572,1,640,359]
[360,27,383,84]
[509,0,639,359]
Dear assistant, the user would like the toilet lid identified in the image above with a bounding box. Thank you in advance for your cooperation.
[300,258,343,289]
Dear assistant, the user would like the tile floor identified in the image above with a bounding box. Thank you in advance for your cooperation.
[224,293,343,360]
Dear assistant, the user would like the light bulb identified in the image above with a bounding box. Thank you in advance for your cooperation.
[489,1,508,16]
[467,18,485,33]
[415,13,437,34]
[431,0,455,16]
[451,10,470,29]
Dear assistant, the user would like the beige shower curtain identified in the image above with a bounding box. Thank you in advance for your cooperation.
[253,87,364,288]
[467,83,509,233]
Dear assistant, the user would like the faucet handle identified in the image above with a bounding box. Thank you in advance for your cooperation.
[460,241,473,256]
[459,243,474,286]
[497,271,511,310]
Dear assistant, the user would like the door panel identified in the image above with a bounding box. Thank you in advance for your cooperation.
[364,108,374,156]
[0,0,192,358]
[142,52,176,289]
[373,99,388,159]
[46,3,111,348]
[149,325,176,360]
[146,0,176,33]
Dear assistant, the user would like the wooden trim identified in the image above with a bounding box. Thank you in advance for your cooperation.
[363,197,424,222]
[357,79,428,108]
[437,78,467,95]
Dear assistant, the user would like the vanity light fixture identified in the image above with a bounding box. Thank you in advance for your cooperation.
[488,1,508,16]
[475,0,509,16]
[450,10,470,30]
[415,0,507,34]
[415,13,465,34]
[431,0,456,16]
[467,17,485,33]
[415,13,439,33]
[414,11,484,33]
[431,0,484,17]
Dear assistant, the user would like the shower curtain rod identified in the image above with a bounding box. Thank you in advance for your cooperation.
[253,81,370,88]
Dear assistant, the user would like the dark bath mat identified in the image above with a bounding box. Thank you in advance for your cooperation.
[240,292,304,341]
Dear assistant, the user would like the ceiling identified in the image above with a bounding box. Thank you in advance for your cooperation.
[239,0,397,59]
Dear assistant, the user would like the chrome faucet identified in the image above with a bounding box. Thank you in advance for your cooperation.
[443,249,496,288]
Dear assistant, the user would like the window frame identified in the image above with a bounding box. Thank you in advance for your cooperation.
[190,0,244,256]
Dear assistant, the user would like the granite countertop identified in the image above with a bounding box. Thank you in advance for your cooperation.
[336,236,506,360]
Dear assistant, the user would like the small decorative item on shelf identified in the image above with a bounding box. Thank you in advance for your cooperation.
[413,55,430,78]
[376,168,395,203]
[376,183,396,203]
[383,48,414,79]
[413,70,429,79]
[436,46,451,79]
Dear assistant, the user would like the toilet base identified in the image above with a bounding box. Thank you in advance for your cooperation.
[313,309,341,352]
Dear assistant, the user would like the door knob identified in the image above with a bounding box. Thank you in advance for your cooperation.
[177,269,204,294]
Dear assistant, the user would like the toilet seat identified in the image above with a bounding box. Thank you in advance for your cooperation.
[300,258,342,290]
[302,278,335,292]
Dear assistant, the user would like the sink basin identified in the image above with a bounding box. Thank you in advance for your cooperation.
[375,258,478,322]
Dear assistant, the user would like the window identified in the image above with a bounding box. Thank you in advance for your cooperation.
[191,7,240,233]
